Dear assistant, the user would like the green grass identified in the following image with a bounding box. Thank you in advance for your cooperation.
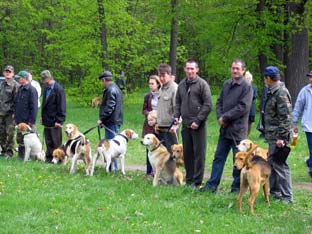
[1,91,312,233]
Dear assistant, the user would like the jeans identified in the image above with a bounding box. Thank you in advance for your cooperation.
[305,132,312,167]
[205,134,240,192]
[104,123,120,171]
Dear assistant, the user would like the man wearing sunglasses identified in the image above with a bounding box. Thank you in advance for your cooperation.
[0,65,20,158]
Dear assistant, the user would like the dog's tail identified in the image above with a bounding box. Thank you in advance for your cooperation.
[245,144,258,169]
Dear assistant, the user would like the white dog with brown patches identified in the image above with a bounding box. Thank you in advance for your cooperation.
[52,123,92,175]
[15,123,45,162]
[90,129,139,176]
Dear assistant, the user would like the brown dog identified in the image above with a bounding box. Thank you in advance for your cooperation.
[141,134,183,186]
[237,139,268,160]
[91,97,102,108]
[234,145,271,214]
[171,144,184,167]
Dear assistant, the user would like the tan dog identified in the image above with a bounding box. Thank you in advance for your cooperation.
[91,97,102,108]
[52,123,92,175]
[237,139,268,160]
[234,145,271,214]
[141,134,183,186]
[171,144,184,167]
[147,110,157,127]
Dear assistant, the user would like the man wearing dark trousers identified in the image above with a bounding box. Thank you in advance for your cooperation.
[202,58,252,193]
[14,71,38,159]
[174,60,212,188]
[41,70,66,163]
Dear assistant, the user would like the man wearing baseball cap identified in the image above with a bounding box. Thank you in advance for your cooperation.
[0,65,19,158]
[40,70,66,163]
[263,66,293,204]
[292,70,312,178]
[14,71,38,159]
[97,70,123,171]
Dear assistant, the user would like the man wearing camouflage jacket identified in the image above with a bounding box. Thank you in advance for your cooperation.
[0,65,19,158]
[263,66,293,204]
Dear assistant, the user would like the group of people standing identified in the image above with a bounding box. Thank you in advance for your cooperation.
[0,65,66,163]
[142,58,312,205]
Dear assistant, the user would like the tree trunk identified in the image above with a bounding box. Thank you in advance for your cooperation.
[169,0,178,78]
[284,1,309,103]
[97,0,109,70]
[256,0,267,74]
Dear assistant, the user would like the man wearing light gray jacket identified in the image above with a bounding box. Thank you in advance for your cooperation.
[292,70,312,177]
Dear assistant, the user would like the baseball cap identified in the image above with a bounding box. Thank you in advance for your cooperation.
[14,71,29,80]
[306,70,312,77]
[99,70,113,81]
[4,65,14,72]
[264,66,280,80]
[40,70,52,82]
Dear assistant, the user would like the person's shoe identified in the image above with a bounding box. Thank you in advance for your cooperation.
[199,185,216,193]
[230,188,240,194]
[305,159,312,177]
[5,154,13,159]
[281,199,293,205]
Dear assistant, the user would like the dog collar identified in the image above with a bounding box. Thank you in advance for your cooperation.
[150,143,161,152]
[117,134,128,142]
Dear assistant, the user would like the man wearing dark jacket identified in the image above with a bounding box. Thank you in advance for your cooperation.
[97,71,123,171]
[14,71,38,158]
[41,70,66,163]
[202,59,252,193]
[174,60,212,188]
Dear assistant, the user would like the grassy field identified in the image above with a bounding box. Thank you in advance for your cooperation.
[1,90,312,234]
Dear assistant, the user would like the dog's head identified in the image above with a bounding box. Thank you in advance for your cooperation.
[65,123,79,139]
[147,110,157,127]
[141,133,159,148]
[15,123,32,134]
[171,144,184,166]
[122,129,139,140]
[237,139,254,152]
[234,152,248,170]
[52,148,66,164]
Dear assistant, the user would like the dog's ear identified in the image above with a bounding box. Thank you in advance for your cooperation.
[124,129,132,139]
[152,135,159,145]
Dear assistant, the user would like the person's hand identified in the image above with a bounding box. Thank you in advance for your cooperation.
[276,139,285,148]
[190,122,199,130]
[292,123,298,133]
[218,117,224,127]
[169,124,178,133]
[55,122,62,128]
[97,120,102,126]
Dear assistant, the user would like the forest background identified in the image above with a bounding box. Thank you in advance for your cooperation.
[1,0,312,103]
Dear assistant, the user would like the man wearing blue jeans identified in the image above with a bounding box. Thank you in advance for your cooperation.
[292,70,312,177]
[97,70,123,171]
[202,59,252,193]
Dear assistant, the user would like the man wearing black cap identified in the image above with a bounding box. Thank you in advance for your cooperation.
[14,71,38,159]
[40,70,66,163]
[0,65,19,158]
[263,66,293,204]
[97,70,123,171]
[292,70,312,178]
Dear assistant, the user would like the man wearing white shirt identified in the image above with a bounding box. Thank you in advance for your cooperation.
[26,69,41,108]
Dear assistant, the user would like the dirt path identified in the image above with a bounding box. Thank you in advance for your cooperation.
[125,164,312,191]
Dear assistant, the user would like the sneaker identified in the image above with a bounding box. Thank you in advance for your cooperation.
[305,159,312,177]
[199,185,216,193]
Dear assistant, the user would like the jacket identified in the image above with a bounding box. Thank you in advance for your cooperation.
[99,82,123,125]
[0,78,19,116]
[175,76,212,127]
[216,77,252,141]
[157,81,177,127]
[292,84,312,133]
[41,81,66,127]
[15,83,38,125]
[264,82,292,143]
